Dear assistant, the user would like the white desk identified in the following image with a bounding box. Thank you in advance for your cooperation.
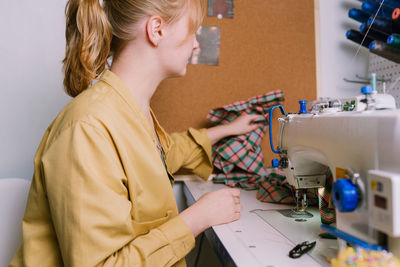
[179,178,337,267]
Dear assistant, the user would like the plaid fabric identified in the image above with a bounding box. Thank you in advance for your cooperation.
[258,168,336,227]
[213,172,262,190]
[207,91,336,230]
[257,168,319,206]
[318,169,336,225]
[212,167,336,227]
[208,91,284,177]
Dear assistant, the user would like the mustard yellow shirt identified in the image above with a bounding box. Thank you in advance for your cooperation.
[9,70,213,267]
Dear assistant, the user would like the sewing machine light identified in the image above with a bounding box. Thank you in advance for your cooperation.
[333,179,359,212]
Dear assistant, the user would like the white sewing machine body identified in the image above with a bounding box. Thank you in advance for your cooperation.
[274,93,400,255]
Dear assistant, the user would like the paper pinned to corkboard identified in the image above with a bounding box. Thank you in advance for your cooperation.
[189,26,220,66]
[208,0,234,19]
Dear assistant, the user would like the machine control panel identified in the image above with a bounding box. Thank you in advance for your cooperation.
[368,170,400,237]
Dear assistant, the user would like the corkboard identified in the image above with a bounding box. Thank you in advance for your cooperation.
[151,0,316,167]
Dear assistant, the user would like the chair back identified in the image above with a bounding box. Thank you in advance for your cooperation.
[0,178,30,266]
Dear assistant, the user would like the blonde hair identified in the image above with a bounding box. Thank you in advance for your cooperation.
[63,0,204,97]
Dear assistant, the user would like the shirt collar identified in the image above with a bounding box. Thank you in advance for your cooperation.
[99,69,170,149]
[150,109,171,150]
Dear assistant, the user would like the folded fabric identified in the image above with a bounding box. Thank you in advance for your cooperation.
[212,172,262,190]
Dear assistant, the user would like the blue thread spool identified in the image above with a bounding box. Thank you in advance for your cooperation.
[367,16,400,35]
[360,23,389,42]
[360,0,400,9]
[349,8,371,23]
[361,1,394,19]
[371,0,400,9]
[346,30,373,48]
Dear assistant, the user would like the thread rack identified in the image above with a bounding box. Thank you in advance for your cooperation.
[369,54,400,107]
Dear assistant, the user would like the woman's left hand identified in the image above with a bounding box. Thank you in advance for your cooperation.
[224,114,265,136]
[206,114,265,144]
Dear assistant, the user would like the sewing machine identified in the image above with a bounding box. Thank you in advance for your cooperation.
[269,88,400,257]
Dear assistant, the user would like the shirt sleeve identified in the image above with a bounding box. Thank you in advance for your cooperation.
[41,121,194,267]
[164,128,213,180]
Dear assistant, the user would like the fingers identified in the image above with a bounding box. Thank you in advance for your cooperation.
[216,188,243,217]
[234,204,243,213]
[231,189,242,214]
[249,114,266,124]
[230,188,240,197]
[247,114,262,119]
[228,114,265,136]
[251,123,262,131]
[229,189,241,208]
[237,114,264,124]
[233,205,242,222]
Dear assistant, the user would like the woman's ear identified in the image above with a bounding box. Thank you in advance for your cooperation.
[146,15,164,47]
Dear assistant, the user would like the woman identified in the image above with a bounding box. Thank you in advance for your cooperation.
[10,0,263,266]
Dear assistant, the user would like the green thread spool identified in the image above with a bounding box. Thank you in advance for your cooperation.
[387,34,400,50]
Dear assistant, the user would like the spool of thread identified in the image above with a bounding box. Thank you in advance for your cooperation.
[349,8,372,23]
[371,73,377,92]
[380,0,400,9]
[387,33,400,49]
[364,0,400,9]
[393,7,400,23]
[369,40,400,63]
[367,16,400,34]
[346,29,373,47]
[384,0,400,8]
[360,22,389,41]
[362,1,394,18]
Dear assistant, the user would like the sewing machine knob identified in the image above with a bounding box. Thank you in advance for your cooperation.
[298,100,307,114]
[271,159,280,168]
[332,179,359,212]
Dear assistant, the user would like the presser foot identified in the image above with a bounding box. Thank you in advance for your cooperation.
[277,208,314,219]
[277,189,314,219]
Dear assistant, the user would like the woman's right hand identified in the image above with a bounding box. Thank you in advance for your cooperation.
[179,188,242,237]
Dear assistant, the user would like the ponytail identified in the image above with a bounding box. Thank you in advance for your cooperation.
[63,0,112,97]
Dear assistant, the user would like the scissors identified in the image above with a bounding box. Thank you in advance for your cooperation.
[288,241,316,259]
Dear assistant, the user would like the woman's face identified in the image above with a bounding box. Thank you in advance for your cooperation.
[158,12,199,77]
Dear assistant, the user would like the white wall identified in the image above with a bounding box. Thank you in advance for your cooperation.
[316,0,370,98]
[0,1,70,179]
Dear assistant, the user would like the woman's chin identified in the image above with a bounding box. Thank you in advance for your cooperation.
[172,68,187,78]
